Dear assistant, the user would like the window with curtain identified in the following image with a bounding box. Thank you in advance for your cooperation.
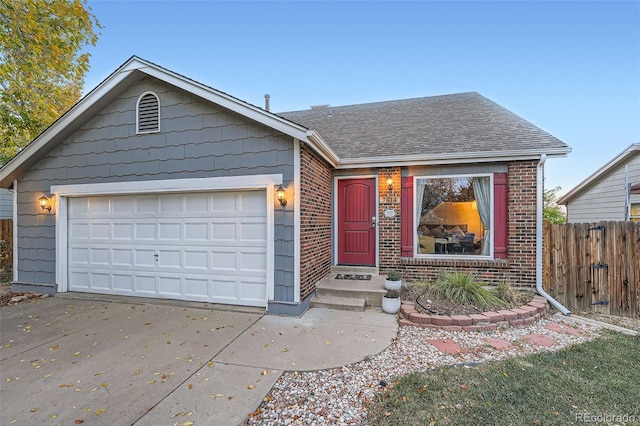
[631,203,640,222]
[415,175,492,257]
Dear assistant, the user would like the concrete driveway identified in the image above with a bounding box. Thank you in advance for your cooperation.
[0,296,397,425]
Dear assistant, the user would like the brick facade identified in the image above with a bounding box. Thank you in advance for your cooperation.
[380,161,539,287]
[299,145,333,300]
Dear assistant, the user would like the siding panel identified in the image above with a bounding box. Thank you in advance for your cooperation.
[567,153,640,223]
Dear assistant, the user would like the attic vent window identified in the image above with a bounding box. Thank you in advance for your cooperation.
[136,92,160,133]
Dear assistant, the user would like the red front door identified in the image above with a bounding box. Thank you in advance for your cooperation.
[337,178,376,266]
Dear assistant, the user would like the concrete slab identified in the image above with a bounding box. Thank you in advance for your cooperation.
[428,339,465,354]
[0,297,262,426]
[215,307,399,370]
[1,297,399,425]
[136,363,282,426]
[522,333,556,347]
[483,337,512,350]
[553,312,639,336]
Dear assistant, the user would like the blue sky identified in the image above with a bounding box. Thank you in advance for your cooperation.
[84,0,640,196]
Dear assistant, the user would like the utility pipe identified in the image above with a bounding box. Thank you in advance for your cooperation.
[536,154,571,315]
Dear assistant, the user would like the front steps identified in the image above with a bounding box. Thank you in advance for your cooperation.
[310,266,387,312]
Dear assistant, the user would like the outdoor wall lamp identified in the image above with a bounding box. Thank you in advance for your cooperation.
[39,194,52,212]
[276,185,287,207]
[386,174,393,191]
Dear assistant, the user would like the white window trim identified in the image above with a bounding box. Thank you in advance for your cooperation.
[413,173,494,259]
[136,91,160,134]
[51,174,282,305]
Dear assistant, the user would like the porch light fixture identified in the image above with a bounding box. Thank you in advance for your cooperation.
[386,174,393,191]
[39,194,52,212]
[276,185,287,207]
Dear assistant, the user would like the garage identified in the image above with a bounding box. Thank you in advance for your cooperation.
[65,190,268,307]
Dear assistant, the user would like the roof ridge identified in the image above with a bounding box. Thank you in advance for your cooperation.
[277,91,481,114]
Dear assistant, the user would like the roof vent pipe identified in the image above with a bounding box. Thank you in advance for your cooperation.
[264,94,270,112]
[536,154,571,315]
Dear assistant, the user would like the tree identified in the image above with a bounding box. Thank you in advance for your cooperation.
[544,186,567,224]
[0,0,101,164]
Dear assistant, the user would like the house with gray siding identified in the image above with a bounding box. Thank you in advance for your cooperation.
[0,190,12,219]
[0,56,571,315]
[558,143,640,223]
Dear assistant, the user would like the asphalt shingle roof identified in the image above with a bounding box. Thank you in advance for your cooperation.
[277,92,569,160]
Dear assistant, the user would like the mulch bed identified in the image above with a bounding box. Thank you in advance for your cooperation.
[399,285,535,316]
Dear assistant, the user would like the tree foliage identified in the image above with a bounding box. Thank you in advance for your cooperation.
[544,185,566,224]
[0,0,101,164]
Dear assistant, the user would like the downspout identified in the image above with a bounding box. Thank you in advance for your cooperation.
[536,154,571,315]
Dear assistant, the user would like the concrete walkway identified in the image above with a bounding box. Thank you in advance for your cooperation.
[0,295,397,426]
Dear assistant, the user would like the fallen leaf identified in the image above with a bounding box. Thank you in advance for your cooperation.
[460,384,469,390]
[209,393,224,399]
[95,409,105,415]
[207,361,215,367]
[100,383,108,387]
[144,322,151,326]
[30,408,37,412]
[49,345,58,351]
[166,341,171,345]
[260,369,271,376]
[264,343,269,348]
[247,384,255,390]
[74,420,84,424]
[135,370,141,375]
[181,422,194,426]
[188,384,193,390]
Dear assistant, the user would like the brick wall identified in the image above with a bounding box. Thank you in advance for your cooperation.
[378,167,401,269]
[381,161,539,287]
[299,145,333,300]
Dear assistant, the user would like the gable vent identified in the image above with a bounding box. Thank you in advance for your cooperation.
[136,92,160,133]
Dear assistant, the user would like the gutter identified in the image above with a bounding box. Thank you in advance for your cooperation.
[536,154,571,315]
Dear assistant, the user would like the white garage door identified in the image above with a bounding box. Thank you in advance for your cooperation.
[67,190,267,307]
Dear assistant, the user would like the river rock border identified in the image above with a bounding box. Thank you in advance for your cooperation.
[399,295,549,331]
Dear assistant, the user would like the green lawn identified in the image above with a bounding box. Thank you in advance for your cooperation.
[365,332,640,426]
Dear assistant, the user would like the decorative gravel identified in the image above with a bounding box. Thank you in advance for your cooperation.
[246,317,602,425]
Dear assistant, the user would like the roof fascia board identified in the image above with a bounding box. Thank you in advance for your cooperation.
[558,143,640,205]
[305,130,340,166]
[335,148,571,169]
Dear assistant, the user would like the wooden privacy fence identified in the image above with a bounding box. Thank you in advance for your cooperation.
[0,219,12,277]
[543,221,640,318]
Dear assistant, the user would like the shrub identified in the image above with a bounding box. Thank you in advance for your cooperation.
[429,270,507,307]
[493,280,519,305]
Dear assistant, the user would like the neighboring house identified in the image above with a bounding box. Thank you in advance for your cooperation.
[0,190,12,219]
[0,56,571,315]
[558,144,640,223]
